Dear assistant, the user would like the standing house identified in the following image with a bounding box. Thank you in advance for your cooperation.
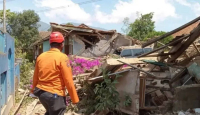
[0,30,20,115]
[32,23,140,60]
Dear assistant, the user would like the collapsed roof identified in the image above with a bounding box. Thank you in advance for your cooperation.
[138,16,200,65]
[32,23,141,57]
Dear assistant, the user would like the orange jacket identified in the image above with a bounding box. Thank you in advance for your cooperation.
[31,48,79,103]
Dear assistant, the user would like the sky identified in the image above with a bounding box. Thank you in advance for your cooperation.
[1,0,200,33]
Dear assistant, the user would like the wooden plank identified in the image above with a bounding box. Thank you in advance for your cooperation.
[95,31,107,39]
[168,42,184,54]
[138,35,190,58]
[169,68,187,85]
[78,36,95,46]
[73,73,92,79]
[168,25,200,62]
[193,43,200,54]
[142,16,200,48]
[99,33,118,49]
[73,32,98,36]
[107,57,158,65]
[139,76,146,108]
[118,60,161,79]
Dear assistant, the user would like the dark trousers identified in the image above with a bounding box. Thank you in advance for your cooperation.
[33,87,67,115]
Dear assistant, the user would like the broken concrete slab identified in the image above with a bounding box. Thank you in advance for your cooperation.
[173,84,200,111]
[115,70,140,115]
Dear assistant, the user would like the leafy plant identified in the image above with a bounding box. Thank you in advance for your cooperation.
[77,69,121,115]
[127,12,155,41]
[16,48,34,89]
[124,94,132,107]
[94,69,121,112]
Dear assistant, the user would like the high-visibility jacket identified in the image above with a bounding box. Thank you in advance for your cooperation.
[30,48,79,103]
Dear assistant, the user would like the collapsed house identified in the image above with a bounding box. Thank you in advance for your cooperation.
[31,23,140,60]
[82,16,200,115]
[28,17,200,115]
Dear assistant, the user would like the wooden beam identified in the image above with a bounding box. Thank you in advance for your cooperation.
[118,60,169,79]
[106,57,158,65]
[168,25,200,62]
[138,35,190,58]
[78,36,95,46]
[74,32,98,36]
[142,16,200,48]
[99,33,118,50]
[157,52,175,56]
[168,42,184,54]
[193,43,200,54]
[95,30,107,39]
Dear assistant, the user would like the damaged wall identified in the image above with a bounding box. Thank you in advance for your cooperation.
[72,35,85,55]
[173,84,200,111]
[80,35,114,57]
[80,33,135,57]
[115,70,140,115]
[113,34,132,49]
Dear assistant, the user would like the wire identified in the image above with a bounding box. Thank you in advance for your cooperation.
[36,0,102,13]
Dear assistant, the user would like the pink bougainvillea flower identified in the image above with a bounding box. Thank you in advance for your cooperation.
[30,85,33,89]
[123,65,128,67]
[70,57,102,75]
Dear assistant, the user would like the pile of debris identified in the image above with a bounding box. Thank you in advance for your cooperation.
[25,17,200,115]
[69,16,200,115]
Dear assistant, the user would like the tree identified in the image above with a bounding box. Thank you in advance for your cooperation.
[0,9,16,24]
[126,12,155,41]
[144,31,173,47]
[7,10,40,51]
[123,12,173,47]
[66,22,73,26]
[121,17,130,35]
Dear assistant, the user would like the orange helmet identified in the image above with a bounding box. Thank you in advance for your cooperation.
[49,32,64,44]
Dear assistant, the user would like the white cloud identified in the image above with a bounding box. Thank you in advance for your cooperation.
[34,0,91,23]
[193,3,200,16]
[34,0,178,25]
[175,0,200,17]
[175,0,191,6]
[95,0,178,24]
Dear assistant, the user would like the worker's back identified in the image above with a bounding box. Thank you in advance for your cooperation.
[35,48,70,96]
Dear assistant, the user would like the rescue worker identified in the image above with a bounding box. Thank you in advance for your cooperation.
[30,32,79,115]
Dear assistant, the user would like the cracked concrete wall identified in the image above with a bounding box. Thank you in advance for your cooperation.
[80,33,134,57]
[173,84,200,111]
[80,39,114,57]
[113,34,132,49]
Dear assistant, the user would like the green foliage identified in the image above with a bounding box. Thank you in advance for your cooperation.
[78,82,96,114]
[121,17,130,35]
[144,31,173,47]
[16,48,34,89]
[78,69,121,115]
[124,94,132,107]
[66,22,73,26]
[127,12,155,41]
[19,56,34,89]
[94,70,121,111]
[7,10,40,52]
[0,9,16,24]
[122,12,173,46]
